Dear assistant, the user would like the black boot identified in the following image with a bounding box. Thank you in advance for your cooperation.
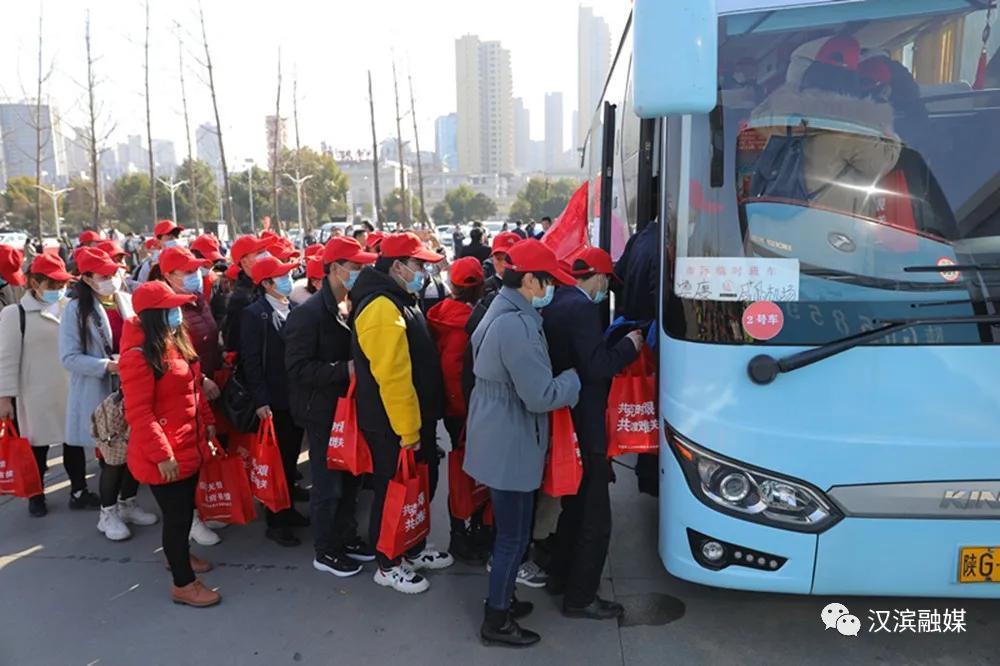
[510,595,534,619]
[449,525,487,564]
[481,605,540,648]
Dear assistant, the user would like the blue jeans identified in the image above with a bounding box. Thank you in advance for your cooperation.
[488,488,535,611]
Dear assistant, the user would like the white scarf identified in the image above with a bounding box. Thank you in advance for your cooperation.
[265,294,290,328]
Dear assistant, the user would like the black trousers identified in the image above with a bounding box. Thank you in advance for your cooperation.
[305,423,362,557]
[98,461,139,508]
[550,453,613,607]
[265,408,304,527]
[149,474,198,588]
[31,444,88,495]
[364,425,439,569]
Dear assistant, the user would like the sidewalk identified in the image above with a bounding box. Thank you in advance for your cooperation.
[2,448,998,666]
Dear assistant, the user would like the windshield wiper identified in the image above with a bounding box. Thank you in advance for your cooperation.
[904,264,1000,273]
[747,315,1000,385]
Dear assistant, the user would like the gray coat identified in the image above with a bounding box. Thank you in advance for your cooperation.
[59,292,134,447]
[464,287,580,492]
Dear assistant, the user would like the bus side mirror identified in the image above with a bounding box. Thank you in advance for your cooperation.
[632,0,718,117]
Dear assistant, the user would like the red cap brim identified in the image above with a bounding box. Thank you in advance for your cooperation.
[410,247,445,263]
[345,249,378,264]
[7,270,26,287]
[159,293,197,309]
[551,267,576,286]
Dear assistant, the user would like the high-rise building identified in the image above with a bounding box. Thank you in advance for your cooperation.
[434,113,458,171]
[0,102,68,188]
[544,92,564,173]
[127,135,148,172]
[265,115,288,169]
[64,127,91,180]
[513,98,531,173]
[577,6,611,147]
[152,139,177,175]
[196,122,221,175]
[455,34,514,174]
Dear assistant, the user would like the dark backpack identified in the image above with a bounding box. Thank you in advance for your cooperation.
[748,127,834,202]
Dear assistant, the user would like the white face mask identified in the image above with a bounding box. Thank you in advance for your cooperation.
[94,275,121,297]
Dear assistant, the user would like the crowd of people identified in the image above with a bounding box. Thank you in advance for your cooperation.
[0,214,657,648]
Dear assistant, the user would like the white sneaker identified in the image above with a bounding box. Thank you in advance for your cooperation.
[117,498,159,526]
[373,564,430,594]
[189,514,221,546]
[204,520,228,530]
[404,546,455,571]
[97,506,131,541]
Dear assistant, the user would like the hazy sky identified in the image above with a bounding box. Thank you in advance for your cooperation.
[1,0,628,168]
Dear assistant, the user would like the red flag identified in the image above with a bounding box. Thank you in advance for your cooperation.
[974,50,988,90]
[542,181,589,262]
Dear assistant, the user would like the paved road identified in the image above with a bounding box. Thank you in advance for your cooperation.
[2,446,998,666]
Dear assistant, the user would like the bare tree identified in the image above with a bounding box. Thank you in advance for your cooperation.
[368,70,382,226]
[176,26,200,233]
[271,49,283,233]
[34,7,49,238]
[292,73,309,232]
[408,73,426,225]
[197,1,237,239]
[392,58,408,226]
[143,0,157,225]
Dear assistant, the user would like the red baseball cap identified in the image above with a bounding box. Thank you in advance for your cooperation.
[153,219,183,237]
[449,257,484,287]
[75,247,121,277]
[323,237,377,265]
[231,235,274,264]
[96,240,128,261]
[569,246,621,283]
[506,239,575,286]
[260,230,280,240]
[365,230,386,251]
[491,231,521,256]
[304,243,324,259]
[132,280,195,314]
[251,256,297,285]
[305,257,325,280]
[859,56,892,89]
[190,234,225,263]
[160,246,209,275]
[815,34,860,70]
[79,230,102,244]
[271,237,300,262]
[145,237,159,250]
[380,232,443,263]
[29,253,75,282]
[224,264,240,281]
[0,245,26,286]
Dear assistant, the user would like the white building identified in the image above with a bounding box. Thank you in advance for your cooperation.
[153,139,177,175]
[0,101,68,188]
[513,98,531,173]
[455,35,514,175]
[577,6,611,148]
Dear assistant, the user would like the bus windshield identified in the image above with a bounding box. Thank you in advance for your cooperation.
[664,0,1000,346]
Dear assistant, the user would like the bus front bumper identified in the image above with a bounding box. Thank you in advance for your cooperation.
[661,455,1000,598]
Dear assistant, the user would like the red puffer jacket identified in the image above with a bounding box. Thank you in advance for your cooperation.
[120,317,215,486]
[426,298,473,417]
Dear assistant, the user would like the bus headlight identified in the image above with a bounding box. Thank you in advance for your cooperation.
[669,430,841,533]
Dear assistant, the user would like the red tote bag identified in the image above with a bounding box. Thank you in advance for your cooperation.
[606,347,659,457]
[249,416,291,513]
[196,449,257,525]
[327,378,373,476]
[448,445,489,520]
[0,419,42,498]
[377,448,430,560]
[542,407,583,497]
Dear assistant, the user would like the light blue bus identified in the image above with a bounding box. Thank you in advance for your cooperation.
[585,0,1000,597]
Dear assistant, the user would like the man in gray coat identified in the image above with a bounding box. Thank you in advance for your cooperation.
[465,239,580,648]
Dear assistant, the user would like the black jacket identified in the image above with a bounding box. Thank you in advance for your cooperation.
[542,286,638,455]
[459,242,491,264]
[349,267,444,438]
[284,282,352,429]
[613,221,659,324]
[461,286,500,405]
[240,295,296,412]
[224,271,257,352]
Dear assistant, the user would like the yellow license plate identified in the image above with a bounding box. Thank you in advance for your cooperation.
[958,547,1000,583]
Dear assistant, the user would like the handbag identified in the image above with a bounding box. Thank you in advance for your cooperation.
[542,407,583,497]
[326,377,373,475]
[0,418,43,498]
[376,448,430,560]
[196,447,257,525]
[221,317,268,434]
[447,440,489,520]
[91,389,129,466]
[606,346,659,457]
[249,416,291,513]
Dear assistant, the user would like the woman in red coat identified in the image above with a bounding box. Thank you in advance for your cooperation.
[426,256,489,563]
[120,281,220,607]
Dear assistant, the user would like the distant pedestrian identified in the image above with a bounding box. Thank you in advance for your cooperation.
[459,227,491,264]
[136,220,183,283]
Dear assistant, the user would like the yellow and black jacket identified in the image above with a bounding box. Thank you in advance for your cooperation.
[350,267,444,442]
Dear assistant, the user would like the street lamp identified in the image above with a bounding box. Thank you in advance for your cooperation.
[156,176,188,228]
[282,172,313,239]
[34,183,72,238]
[245,158,256,232]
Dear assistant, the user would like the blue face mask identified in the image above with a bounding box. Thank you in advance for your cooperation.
[166,307,183,329]
[41,287,65,304]
[592,289,608,304]
[343,269,361,290]
[182,272,202,294]
[151,250,160,262]
[163,239,179,248]
[401,264,425,294]
[531,284,555,309]
[273,274,293,297]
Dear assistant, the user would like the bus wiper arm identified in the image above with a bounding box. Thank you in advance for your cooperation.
[747,315,1000,385]
[904,264,1000,273]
